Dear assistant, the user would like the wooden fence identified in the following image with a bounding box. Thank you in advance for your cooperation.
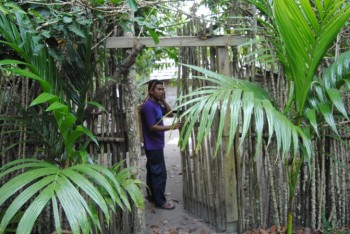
[0,70,139,234]
[177,40,350,233]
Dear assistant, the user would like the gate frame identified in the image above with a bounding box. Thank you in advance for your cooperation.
[107,35,245,232]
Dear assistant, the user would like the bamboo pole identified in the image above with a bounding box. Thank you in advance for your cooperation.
[265,142,280,228]
[311,140,316,228]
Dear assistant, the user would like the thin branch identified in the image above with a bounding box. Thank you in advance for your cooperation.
[91,29,114,50]
[84,43,145,118]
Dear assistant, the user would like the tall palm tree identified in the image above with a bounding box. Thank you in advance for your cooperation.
[175,1,350,233]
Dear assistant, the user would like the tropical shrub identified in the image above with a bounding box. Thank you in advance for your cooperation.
[0,3,144,233]
[175,0,350,233]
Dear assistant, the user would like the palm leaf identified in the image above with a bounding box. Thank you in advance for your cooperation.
[323,50,350,89]
[247,0,349,119]
[326,88,348,119]
[63,168,110,221]
[0,175,56,229]
[240,92,255,147]
[305,108,318,135]
[17,184,57,234]
[69,164,120,211]
[0,159,143,234]
[60,34,97,122]
[274,0,350,114]
[176,64,312,158]
[55,176,92,234]
[0,110,64,160]
[51,196,62,234]
[115,166,144,208]
[304,50,350,134]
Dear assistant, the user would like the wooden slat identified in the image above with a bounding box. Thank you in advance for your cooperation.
[106,35,246,48]
[96,136,125,142]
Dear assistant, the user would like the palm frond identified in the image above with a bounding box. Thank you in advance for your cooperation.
[246,0,350,119]
[60,32,98,122]
[274,0,350,114]
[176,64,312,159]
[304,50,350,134]
[323,50,350,90]
[0,159,144,234]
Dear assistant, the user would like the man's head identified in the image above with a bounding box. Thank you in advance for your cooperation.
[148,79,165,101]
[148,79,163,92]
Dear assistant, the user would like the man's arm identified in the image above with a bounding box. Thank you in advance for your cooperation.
[149,100,181,132]
[160,99,174,117]
[149,124,179,132]
[145,98,181,132]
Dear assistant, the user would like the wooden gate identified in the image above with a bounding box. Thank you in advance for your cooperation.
[107,28,350,233]
[107,33,245,233]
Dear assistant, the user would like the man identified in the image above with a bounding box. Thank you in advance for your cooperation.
[141,79,181,210]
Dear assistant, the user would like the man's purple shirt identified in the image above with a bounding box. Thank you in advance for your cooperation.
[141,99,166,150]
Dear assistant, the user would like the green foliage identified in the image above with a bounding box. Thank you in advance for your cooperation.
[175,64,312,159]
[135,47,179,88]
[274,0,350,116]
[304,50,350,136]
[127,0,138,11]
[244,1,349,233]
[0,159,144,234]
[0,108,64,162]
[175,1,349,233]
[321,211,347,234]
[0,3,144,233]
[247,0,350,119]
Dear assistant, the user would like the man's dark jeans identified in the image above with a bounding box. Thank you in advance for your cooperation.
[145,149,167,207]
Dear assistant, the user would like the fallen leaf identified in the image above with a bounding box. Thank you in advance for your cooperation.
[161,220,168,225]
[270,225,277,232]
[152,227,160,234]
[259,228,269,234]
[280,226,287,233]
[242,230,258,234]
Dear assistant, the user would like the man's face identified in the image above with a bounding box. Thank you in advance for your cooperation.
[150,84,165,101]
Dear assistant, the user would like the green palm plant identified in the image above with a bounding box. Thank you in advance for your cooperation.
[0,63,144,234]
[0,108,64,161]
[0,3,144,233]
[253,1,350,232]
[0,158,143,234]
[176,64,312,159]
[175,0,350,233]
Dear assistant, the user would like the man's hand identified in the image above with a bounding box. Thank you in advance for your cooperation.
[172,121,181,130]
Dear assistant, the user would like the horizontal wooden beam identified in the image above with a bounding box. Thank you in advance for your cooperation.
[106,35,246,48]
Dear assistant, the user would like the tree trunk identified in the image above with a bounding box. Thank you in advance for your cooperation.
[123,10,145,233]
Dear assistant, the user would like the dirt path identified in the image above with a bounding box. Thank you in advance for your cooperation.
[139,118,219,234]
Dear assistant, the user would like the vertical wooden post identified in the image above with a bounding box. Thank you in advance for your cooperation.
[218,47,239,233]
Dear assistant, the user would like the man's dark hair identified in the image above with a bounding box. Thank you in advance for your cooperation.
[148,79,163,92]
